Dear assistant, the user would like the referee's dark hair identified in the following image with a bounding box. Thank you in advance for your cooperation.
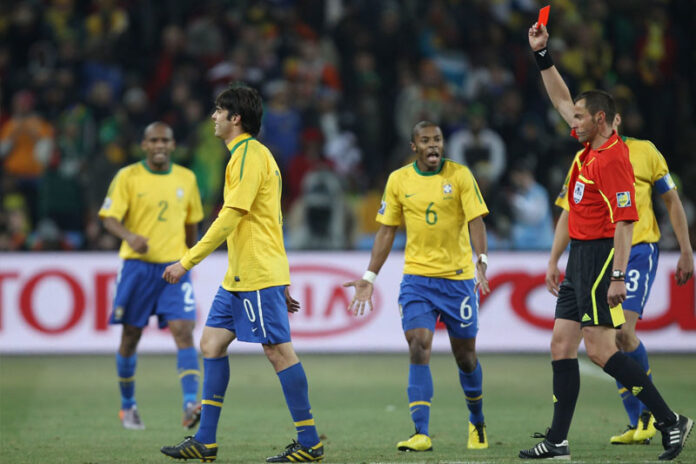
[574,90,616,124]
[215,83,263,137]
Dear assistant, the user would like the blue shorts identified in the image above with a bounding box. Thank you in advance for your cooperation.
[398,274,479,339]
[206,285,291,344]
[623,243,659,316]
[111,260,196,328]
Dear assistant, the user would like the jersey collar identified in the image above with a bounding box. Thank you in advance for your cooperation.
[140,159,172,175]
[595,131,620,152]
[412,158,445,176]
[226,133,254,155]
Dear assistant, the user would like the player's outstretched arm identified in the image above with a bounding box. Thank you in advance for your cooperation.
[546,209,569,296]
[344,224,397,316]
[661,189,694,285]
[468,216,490,295]
[528,23,575,126]
[102,216,149,254]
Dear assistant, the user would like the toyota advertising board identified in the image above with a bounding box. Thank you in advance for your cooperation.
[0,252,694,353]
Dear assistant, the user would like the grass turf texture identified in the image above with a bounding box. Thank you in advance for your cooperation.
[1,353,694,463]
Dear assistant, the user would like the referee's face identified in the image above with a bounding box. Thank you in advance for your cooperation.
[571,99,598,144]
[411,125,444,172]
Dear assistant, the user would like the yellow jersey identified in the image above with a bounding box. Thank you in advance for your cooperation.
[377,159,489,279]
[99,161,204,263]
[556,137,675,244]
[220,133,290,291]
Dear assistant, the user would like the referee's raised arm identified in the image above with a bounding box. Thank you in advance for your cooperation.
[528,23,575,126]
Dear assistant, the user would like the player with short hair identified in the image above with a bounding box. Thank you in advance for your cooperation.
[551,113,694,445]
[99,121,204,430]
[160,84,323,463]
[345,120,491,452]
[520,22,693,461]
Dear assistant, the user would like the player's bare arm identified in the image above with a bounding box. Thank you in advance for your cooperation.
[546,209,570,296]
[184,223,198,249]
[661,189,694,285]
[102,216,149,254]
[607,221,633,308]
[344,224,397,316]
[285,286,300,313]
[528,23,575,126]
[468,216,490,295]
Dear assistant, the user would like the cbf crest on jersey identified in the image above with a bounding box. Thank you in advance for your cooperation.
[616,191,632,207]
[442,182,453,200]
[176,187,184,200]
[573,181,585,204]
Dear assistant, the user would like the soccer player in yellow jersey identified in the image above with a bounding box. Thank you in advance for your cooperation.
[550,113,694,445]
[345,121,491,452]
[160,84,323,463]
[99,122,204,430]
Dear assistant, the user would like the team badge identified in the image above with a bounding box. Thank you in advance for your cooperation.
[176,188,184,200]
[616,191,632,207]
[378,200,386,215]
[443,183,452,194]
[573,181,585,204]
[114,306,124,321]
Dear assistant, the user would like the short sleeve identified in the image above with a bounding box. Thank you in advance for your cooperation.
[186,174,205,224]
[98,169,129,220]
[376,172,402,226]
[598,154,638,223]
[224,144,264,212]
[459,167,488,221]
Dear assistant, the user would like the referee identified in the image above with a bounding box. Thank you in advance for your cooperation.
[519,22,693,461]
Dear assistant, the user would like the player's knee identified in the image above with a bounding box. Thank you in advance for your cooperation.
[199,336,225,358]
[408,339,431,363]
[455,353,477,373]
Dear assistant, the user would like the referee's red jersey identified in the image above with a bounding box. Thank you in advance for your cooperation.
[566,131,638,240]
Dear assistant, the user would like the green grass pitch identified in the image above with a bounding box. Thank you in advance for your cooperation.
[1,353,694,463]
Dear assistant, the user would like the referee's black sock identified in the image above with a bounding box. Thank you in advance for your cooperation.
[603,352,676,426]
[547,358,579,443]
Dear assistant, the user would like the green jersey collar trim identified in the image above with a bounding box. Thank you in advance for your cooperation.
[412,158,445,176]
[227,135,255,156]
[140,159,172,175]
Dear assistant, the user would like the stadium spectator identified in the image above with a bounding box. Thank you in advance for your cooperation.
[508,159,554,250]
[99,122,204,431]
[345,121,491,452]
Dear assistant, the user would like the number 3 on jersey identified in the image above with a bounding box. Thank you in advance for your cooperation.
[425,202,438,225]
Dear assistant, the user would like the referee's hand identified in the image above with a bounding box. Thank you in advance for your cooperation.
[528,23,549,51]
[607,281,627,308]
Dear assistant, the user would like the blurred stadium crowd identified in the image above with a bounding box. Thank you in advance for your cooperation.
[1,0,695,252]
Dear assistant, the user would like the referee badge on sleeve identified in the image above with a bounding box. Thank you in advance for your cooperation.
[616,191,632,207]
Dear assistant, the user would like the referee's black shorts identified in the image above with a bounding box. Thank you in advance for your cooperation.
[555,238,625,328]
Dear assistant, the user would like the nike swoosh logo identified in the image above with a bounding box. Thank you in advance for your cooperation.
[460,322,472,328]
[405,193,418,198]
[137,193,147,197]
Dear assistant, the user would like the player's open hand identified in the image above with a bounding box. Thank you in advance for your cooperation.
[475,261,490,295]
[528,23,549,51]
[285,286,300,313]
[343,279,374,316]
[162,261,187,284]
[546,263,561,296]
[127,233,149,254]
[675,251,694,285]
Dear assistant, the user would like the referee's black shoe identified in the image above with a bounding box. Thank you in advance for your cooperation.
[656,414,693,460]
[519,430,570,460]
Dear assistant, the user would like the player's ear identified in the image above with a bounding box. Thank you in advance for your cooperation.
[410,141,416,153]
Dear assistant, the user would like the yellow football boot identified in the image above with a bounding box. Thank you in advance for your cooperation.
[468,422,488,449]
[397,433,432,452]
[633,411,656,444]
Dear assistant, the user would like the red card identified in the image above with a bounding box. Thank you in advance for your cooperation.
[537,5,550,27]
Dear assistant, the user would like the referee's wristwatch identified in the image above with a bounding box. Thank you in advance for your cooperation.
[611,269,625,281]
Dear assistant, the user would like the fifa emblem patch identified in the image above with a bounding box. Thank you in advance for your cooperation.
[102,197,112,210]
[114,306,124,320]
[573,181,585,204]
[176,188,184,200]
[558,185,567,200]
[378,200,386,215]
[616,191,631,207]
[443,183,452,194]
